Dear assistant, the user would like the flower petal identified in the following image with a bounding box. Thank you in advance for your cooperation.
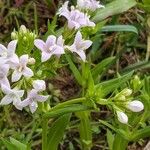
[81,40,92,50]
[74,31,82,44]
[0,77,10,89]
[33,80,46,91]
[41,52,52,62]
[23,67,34,78]
[20,54,29,66]
[7,40,18,57]
[34,39,46,51]
[20,98,31,107]
[0,44,7,57]
[36,95,49,102]
[12,70,22,82]
[0,95,13,105]
[75,50,86,61]
[46,35,56,47]
[1,84,12,94]
[29,101,38,113]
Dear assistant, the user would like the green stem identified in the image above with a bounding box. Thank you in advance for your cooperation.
[42,117,48,150]
[50,97,86,111]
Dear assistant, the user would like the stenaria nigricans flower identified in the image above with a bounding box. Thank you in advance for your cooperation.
[20,89,49,113]
[77,0,104,11]
[0,84,24,110]
[66,31,92,61]
[58,1,95,29]
[34,35,65,62]
[0,40,18,60]
[11,54,34,82]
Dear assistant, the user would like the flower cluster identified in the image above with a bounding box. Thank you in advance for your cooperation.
[0,39,49,113]
[57,1,104,30]
[35,31,93,62]
[114,89,144,124]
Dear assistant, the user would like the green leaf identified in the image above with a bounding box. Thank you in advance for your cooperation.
[44,104,91,118]
[96,71,133,97]
[10,138,27,150]
[92,0,137,22]
[92,57,115,80]
[47,114,71,150]
[2,139,17,150]
[121,61,150,74]
[77,112,92,149]
[65,54,83,85]
[131,126,150,141]
[2,138,28,150]
[107,129,114,150]
[101,25,138,34]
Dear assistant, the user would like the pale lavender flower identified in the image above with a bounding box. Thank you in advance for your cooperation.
[77,0,104,11]
[11,54,34,82]
[58,1,95,29]
[0,40,17,60]
[66,31,92,61]
[32,80,46,92]
[34,35,65,62]
[0,84,24,110]
[20,89,49,113]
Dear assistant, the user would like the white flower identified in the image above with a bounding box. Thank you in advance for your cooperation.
[126,100,144,112]
[0,84,24,110]
[32,80,46,92]
[116,111,128,124]
[0,40,17,60]
[58,1,95,29]
[66,31,92,61]
[20,89,49,113]
[34,35,65,62]
[0,62,10,88]
[11,54,34,82]
[77,0,104,11]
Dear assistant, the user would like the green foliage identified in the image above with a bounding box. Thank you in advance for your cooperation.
[92,0,137,22]
[47,114,71,150]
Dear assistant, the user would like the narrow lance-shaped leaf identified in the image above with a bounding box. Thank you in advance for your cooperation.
[47,113,71,150]
[92,0,137,22]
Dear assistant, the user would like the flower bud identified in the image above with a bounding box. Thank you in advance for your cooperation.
[20,25,27,34]
[116,111,128,124]
[23,37,27,41]
[28,58,35,65]
[126,100,144,112]
[117,95,126,101]
[33,80,46,91]
[122,89,132,97]
[11,32,17,39]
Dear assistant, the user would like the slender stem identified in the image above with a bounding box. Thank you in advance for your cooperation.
[50,97,86,111]
[42,117,48,150]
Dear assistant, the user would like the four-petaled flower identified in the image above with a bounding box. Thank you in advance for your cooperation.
[0,84,24,110]
[34,35,65,62]
[20,89,49,113]
[11,54,34,82]
[58,1,95,29]
[0,40,17,60]
[66,31,92,61]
